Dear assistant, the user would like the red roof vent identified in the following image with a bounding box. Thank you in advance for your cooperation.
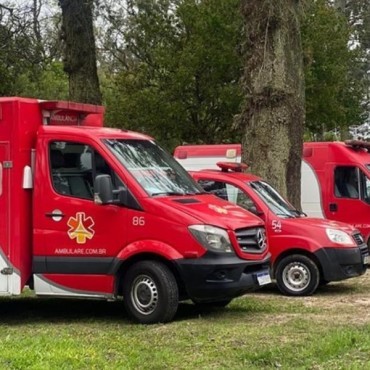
[344,139,370,151]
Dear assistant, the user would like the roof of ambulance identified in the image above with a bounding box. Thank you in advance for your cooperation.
[304,141,370,164]
[39,125,153,141]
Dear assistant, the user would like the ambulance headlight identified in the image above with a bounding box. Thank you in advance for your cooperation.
[326,229,356,246]
[189,225,233,253]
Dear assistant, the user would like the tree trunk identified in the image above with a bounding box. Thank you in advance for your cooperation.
[59,0,102,105]
[238,0,305,208]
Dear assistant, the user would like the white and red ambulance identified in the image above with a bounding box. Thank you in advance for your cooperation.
[0,97,271,324]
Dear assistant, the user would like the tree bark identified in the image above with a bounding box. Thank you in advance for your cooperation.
[238,0,305,208]
[59,0,102,105]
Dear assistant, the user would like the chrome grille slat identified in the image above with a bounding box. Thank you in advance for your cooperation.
[352,232,368,257]
[352,232,364,246]
[235,227,267,254]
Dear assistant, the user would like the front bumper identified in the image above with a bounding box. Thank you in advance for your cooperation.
[314,245,368,282]
[174,252,271,303]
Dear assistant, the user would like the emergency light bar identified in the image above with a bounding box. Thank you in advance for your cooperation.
[40,100,105,126]
[217,162,248,172]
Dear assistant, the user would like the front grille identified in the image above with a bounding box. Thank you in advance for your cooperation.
[352,232,368,257]
[235,227,267,254]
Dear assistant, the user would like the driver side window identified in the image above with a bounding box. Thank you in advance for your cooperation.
[50,141,124,200]
[197,179,256,211]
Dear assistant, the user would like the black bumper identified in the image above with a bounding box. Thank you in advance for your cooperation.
[174,252,271,303]
[314,246,368,282]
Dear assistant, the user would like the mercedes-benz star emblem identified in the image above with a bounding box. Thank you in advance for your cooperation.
[256,229,267,250]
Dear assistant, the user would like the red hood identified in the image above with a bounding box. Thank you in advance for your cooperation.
[157,194,264,230]
[283,216,359,234]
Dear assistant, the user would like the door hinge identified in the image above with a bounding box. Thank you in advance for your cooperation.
[1,267,13,275]
[2,161,13,169]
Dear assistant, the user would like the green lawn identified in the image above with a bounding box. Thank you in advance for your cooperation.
[1,273,370,369]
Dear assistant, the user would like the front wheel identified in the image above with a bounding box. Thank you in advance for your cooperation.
[275,254,320,296]
[123,261,179,324]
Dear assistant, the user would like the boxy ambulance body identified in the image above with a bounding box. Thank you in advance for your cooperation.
[0,97,271,324]
[175,142,370,249]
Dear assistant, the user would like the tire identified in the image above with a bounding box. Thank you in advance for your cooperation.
[275,254,320,296]
[123,261,179,324]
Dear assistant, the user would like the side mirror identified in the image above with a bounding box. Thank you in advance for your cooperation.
[94,175,114,204]
[249,206,264,218]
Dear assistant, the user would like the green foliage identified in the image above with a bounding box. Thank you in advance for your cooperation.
[0,1,67,100]
[103,0,243,149]
[13,62,69,100]
[302,0,366,137]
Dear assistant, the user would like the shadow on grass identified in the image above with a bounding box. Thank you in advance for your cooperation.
[0,296,244,325]
[0,281,356,325]
[252,280,359,297]
[316,282,357,296]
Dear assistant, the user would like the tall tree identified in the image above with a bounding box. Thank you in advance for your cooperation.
[339,0,370,125]
[237,1,305,208]
[99,0,243,149]
[0,1,68,99]
[302,0,367,139]
[59,0,101,104]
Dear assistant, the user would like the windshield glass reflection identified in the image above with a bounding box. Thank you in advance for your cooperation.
[103,139,203,196]
[250,181,301,218]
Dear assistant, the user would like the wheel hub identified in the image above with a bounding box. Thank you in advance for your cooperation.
[131,275,159,315]
[282,262,311,292]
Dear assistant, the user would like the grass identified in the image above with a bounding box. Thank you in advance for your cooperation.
[1,273,370,369]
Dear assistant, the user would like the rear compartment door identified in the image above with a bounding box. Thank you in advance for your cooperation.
[0,143,10,293]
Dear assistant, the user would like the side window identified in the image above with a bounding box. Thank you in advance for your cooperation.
[225,183,256,212]
[50,141,124,200]
[197,179,256,212]
[334,166,359,199]
[94,151,125,190]
[359,169,370,204]
[197,180,228,200]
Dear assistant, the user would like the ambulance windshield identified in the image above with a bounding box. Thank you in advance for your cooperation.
[103,139,204,196]
[250,181,302,218]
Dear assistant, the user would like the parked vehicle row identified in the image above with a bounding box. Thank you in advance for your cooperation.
[174,142,370,250]
[174,145,369,296]
[1,97,367,325]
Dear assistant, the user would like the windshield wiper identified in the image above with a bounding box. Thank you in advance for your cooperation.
[151,191,186,197]
[289,209,307,218]
[275,213,294,218]
[184,191,208,195]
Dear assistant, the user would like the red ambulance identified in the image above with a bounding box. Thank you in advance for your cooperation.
[176,142,370,251]
[174,147,369,296]
[0,97,271,324]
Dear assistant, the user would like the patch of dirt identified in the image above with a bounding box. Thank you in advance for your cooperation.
[254,271,370,325]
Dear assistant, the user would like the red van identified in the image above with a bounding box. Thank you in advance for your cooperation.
[0,97,271,324]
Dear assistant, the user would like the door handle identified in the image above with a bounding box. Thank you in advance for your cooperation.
[329,203,338,212]
[45,212,65,218]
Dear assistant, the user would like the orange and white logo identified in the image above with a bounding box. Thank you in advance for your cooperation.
[208,204,228,214]
[67,212,95,244]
